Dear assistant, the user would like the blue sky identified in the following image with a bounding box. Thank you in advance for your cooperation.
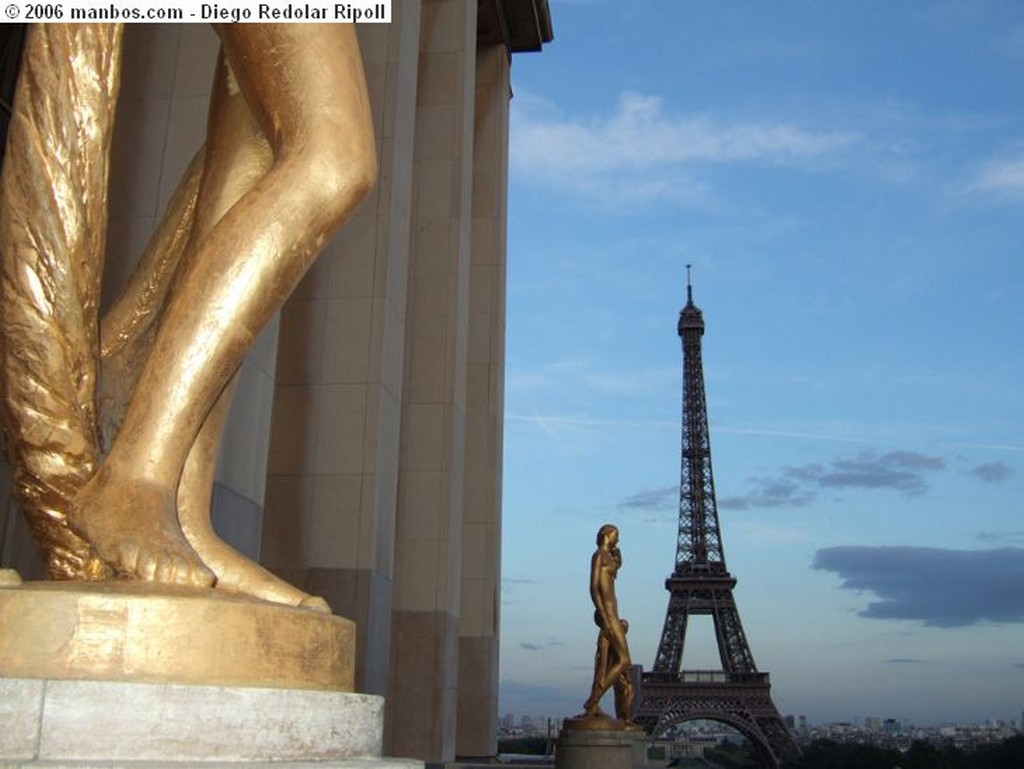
[498,1,1024,727]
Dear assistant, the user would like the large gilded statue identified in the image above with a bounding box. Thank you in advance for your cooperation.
[0,24,376,609]
[582,524,638,727]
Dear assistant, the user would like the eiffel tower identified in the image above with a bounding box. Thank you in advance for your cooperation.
[634,270,800,768]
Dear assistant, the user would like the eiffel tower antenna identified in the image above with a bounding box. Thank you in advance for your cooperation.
[635,273,800,767]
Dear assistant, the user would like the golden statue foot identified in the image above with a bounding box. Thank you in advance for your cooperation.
[69,472,215,587]
[583,699,609,719]
[194,543,331,613]
[178,496,330,612]
[300,595,332,613]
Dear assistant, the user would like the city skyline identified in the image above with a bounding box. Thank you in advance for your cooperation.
[496,709,1022,733]
[498,1,1024,727]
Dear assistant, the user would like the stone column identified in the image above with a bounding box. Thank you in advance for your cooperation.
[456,42,511,759]
[387,0,477,761]
[260,5,421,698]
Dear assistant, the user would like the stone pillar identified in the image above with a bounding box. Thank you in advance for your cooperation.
[260,5,421,698]
[387,0,477,761]
[455,43,511,759]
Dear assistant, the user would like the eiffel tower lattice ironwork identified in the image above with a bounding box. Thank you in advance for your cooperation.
[634,270,800,768]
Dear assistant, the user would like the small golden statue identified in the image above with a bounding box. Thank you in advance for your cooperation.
[0,23,376,609]
[572,524,639,729]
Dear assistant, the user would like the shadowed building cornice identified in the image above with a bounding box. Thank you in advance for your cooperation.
[478,0,554,54]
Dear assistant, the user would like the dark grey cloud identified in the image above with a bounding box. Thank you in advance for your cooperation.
[617,485,676,511]
[813,546,1024,627]
[886,658,924,664]
[977,530,1024,546]
[626,449,955,515]
[970,462,1014,483]
[718,477,816,511]
[712,449,945,513]
[787,451,944,495]
[519,640,564,652]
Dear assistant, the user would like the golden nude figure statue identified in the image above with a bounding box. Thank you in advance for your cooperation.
[582,524,637,725]
[0,24,376,608]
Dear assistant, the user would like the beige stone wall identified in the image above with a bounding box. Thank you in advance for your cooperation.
[387,0,477,759]
[456,42,511,759]
[260,6,422,700]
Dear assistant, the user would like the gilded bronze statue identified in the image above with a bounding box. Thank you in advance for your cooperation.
[0,23,376,610]
[581,524,638,727]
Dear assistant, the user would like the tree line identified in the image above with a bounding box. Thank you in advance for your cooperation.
[497,734,1024,768]
[781,735,1024,769]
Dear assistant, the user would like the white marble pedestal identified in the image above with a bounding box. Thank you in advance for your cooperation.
[0,677,422,768]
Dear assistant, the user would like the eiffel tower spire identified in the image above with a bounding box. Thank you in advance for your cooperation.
[635,271,800,767]
[674,264,726,577]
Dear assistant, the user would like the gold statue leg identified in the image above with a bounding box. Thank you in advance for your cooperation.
[178,372,328,610]
[69,24,376,586]
[172,48,328,610]
[583,628,612,717]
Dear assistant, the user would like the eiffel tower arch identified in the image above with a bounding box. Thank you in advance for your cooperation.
[634,270,800,768]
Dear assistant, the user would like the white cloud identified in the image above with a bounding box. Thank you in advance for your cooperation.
[511,91,860,204]
[968,155,1024,197]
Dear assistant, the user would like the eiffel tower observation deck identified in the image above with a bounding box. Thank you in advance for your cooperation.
[634,269,800,768]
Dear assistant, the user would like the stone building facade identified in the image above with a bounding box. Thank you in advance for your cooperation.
[0,3,552,762]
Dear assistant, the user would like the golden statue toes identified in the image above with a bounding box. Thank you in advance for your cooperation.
[298,594,332,613]
[68,474,215,587]
[110,541,215,587]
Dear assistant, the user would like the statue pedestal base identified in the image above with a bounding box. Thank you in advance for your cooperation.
[556,718,646,769]
[0,578,356,690]
[1,677,422,767]
[0,578,418,768]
